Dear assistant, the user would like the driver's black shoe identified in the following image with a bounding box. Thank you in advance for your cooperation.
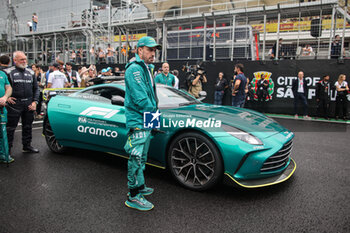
[23,145,39,153]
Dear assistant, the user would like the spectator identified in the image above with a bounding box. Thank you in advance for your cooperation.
[27,21,33,32]
[155,63,175,87]
[90,46,96,64]
[302,44,313,56]
[214,72,228,105]
[98,47,105,64]
[316,75,331,119]
[292,71,311,120]
[65,62,81,87]
[271,38,284,59]
[334,74,349,120]
[0,68,13,163]
[172,70,179,89]
[32,13,38,32]
[0,55,11,71]
[231,63,247,108]
[106,44,115,64]
[76,48,83,65]
[331,35,341,59]
[47,63,69,88]
[71,50,76,63]
[4,51,40,154]
[45,64,54,87]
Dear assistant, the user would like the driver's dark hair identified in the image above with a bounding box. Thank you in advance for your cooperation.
[235,63,244,72]
[0,55,10,65]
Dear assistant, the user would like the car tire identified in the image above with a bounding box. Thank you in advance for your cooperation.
[168,132,223,191]
[44,116,66,153]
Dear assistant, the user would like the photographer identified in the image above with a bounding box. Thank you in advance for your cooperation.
[256,74,270,112]
[188,67,207,99]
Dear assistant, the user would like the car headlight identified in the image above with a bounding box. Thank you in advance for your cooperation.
[222,125,263,145]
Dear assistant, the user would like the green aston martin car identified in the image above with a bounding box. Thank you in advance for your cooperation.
[43,83,296,190]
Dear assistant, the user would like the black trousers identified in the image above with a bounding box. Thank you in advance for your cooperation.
[6,100,34,148]
[294,92,308,116]
[317,99,330,118]
[335,95,348,118]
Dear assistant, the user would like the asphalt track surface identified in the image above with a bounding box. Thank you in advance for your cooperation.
[0,119,349,233]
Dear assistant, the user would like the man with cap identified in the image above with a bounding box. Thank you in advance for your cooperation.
[47,63,69,89]
[155,62,175,87]
[123,36,160,211]
[4,51,39,154]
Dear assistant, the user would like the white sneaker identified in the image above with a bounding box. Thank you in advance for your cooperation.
[294,114,298,119]
[304,115,311,120]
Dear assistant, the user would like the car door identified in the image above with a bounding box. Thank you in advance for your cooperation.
[70,86,128,154]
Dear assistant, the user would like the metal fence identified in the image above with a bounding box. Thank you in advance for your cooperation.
[2,0,349,65]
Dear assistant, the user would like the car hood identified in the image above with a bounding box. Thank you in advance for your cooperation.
[162,104,287,139]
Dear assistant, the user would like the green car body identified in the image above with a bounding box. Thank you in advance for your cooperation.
[44,83,296,190]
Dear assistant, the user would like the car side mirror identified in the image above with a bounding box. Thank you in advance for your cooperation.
[198,91,207,101]
[111,96,125,106]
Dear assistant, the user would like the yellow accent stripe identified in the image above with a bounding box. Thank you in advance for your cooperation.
[124,201,154,211]
[107,152,166,170]
[128,136,132,147]
[224,158,297,188]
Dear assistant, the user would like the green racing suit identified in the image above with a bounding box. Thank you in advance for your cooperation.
[123,53,158,192]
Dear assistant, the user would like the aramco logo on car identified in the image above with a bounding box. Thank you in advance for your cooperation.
[144,110,221,129]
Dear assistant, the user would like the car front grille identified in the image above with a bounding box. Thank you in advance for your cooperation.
[260,139,293,172]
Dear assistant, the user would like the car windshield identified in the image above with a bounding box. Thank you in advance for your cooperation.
[156,86,200,108]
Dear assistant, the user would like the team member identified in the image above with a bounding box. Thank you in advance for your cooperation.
[155,62,175,87]
[334,74,349,120]
[231,63,247,108]
[0,70,13,163]
[4,51,39,154]
[123,36,160,211]
[47,63,69,88]
[316,75,331,119]
[292,71,311,120]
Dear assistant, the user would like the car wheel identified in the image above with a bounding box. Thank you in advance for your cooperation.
[168,132,223,191]
[44,116,66,153]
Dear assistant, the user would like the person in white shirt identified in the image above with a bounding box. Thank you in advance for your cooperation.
[302,44,313,56]
[292,71,310,120]
[47,63,68,88]
[172,70,179,89]
[334,74,349,120]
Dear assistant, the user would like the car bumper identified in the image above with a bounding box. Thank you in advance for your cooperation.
[224,158,296,188]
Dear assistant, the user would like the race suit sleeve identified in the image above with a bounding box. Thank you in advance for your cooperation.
[125,66,156,113]
[32,73,40,102]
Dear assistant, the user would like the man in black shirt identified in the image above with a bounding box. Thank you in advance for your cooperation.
[214,72,228,105]
[331,35,341,59]
[316,75,331,119]
[4,51,39,154]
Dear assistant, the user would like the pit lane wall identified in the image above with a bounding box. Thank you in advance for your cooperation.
[108,59,350,117]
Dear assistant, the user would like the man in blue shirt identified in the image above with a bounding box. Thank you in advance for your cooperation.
[232,63,247,108]
[154,63,175,87]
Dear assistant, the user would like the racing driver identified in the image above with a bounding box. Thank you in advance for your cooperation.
[123,36,160,211]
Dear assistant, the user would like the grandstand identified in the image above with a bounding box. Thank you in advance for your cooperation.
[0,0,348,64]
